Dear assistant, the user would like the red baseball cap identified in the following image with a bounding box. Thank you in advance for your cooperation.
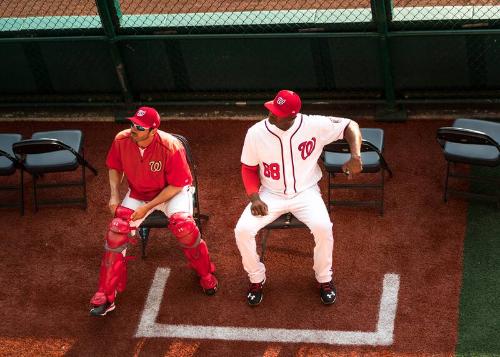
[128,106,160,129]
[264,90,302,118]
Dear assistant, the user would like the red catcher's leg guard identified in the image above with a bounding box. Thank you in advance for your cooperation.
[182,240,217,290]
[91,206,135,305]
[169,212,217,291]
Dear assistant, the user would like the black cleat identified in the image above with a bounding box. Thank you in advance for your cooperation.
[90,301,116,316]
[319,280,337,305]
[247,281,264,306]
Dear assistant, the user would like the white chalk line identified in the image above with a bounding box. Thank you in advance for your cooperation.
[136,268,399,346]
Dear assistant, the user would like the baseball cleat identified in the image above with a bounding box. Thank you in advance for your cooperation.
[200,273,218,296]
[203,281,218,296]
[90,301,116,316]
[319,280,337,305]
[247,281,264,306]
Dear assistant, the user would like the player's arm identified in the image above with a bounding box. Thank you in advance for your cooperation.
[341,120,363,177]
[130,185,183,221]
[242,164,268,216]
[108,168,124,215]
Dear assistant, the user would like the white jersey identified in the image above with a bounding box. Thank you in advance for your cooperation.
[241,113,351,197]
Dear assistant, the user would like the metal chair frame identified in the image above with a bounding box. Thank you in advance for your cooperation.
[137,134,208,259]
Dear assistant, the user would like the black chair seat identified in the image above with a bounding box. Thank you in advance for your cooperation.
[323,128,384,173]
[0,133,22,175]
[24,131,83,174]
[443,119,500,166]
[264,213,306,229]
[141,210,169,228]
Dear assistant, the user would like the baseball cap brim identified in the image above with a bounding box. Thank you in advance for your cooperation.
[128,116,151,128]
[264,101,291,118]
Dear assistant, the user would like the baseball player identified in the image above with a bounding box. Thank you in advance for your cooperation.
[89,106,218,316]
[234,90,362,306]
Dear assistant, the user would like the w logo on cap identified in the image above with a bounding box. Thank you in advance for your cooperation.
[276,97,286,106]
[137,110,146,117]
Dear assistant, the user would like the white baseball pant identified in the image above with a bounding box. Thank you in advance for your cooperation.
[234,184,334,284]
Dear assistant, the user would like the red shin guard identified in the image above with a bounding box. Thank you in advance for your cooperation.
[182,240,217,290]
[91,206,135,305]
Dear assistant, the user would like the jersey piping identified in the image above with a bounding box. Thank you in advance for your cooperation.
[289,114,303,193]
[264,120,287,194]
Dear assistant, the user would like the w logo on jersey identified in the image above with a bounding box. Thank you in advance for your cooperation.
[149,160,162,172]
[298,137,316,160]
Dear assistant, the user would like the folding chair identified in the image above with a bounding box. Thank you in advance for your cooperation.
[12,130,98,212]
[137,134,208,259]
[322,128,392,215]
[436,118,500,206]
[259,212,307,262]
[0,133,24,215]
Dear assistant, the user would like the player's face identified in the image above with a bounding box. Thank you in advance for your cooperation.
[130,123,155,144]
[268,112,295,131]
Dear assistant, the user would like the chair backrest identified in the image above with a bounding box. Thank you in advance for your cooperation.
[437,127,500,151]
[0,148,19,167]
[12,138,77,156]
[323,139,381,155]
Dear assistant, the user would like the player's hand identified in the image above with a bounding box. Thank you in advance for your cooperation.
[342,155,363,179]
[249,194,268,216]
[108,196,120,215]
[130,205,149,221]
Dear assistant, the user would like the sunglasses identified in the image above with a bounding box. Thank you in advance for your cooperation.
[130,123,150,132]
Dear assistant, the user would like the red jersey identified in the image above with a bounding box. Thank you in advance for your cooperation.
[106,129,193,201]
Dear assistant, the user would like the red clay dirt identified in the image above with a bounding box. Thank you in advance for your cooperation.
[0,118,467,356]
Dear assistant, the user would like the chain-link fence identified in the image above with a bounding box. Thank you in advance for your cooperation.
[119,0,374,34]
[0,0,499,106]
[391,0,500,30]
[0,1,102,34]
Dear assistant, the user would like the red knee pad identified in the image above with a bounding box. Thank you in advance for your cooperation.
[115,205,134,220]
[168,212,200,247]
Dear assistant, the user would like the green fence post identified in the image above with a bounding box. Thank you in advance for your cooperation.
[372,0,407,121]
[95,0,133,104]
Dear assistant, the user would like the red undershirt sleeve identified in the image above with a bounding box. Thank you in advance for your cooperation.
[241,163,260,196]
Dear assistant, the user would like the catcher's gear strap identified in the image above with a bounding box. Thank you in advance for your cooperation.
[241,164,260,196]
[168,212,201,248]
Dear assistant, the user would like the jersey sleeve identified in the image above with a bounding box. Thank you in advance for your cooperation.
[240,128,259,166]
[105,139,123,171]
[165,147,193,187]
[241,164,260,195]
[318,116,352,144]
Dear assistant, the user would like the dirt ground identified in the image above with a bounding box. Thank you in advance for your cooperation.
[0,117,468,356]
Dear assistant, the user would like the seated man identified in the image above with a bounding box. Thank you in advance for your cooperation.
[234,90,362,306]
[90,106,218,316]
